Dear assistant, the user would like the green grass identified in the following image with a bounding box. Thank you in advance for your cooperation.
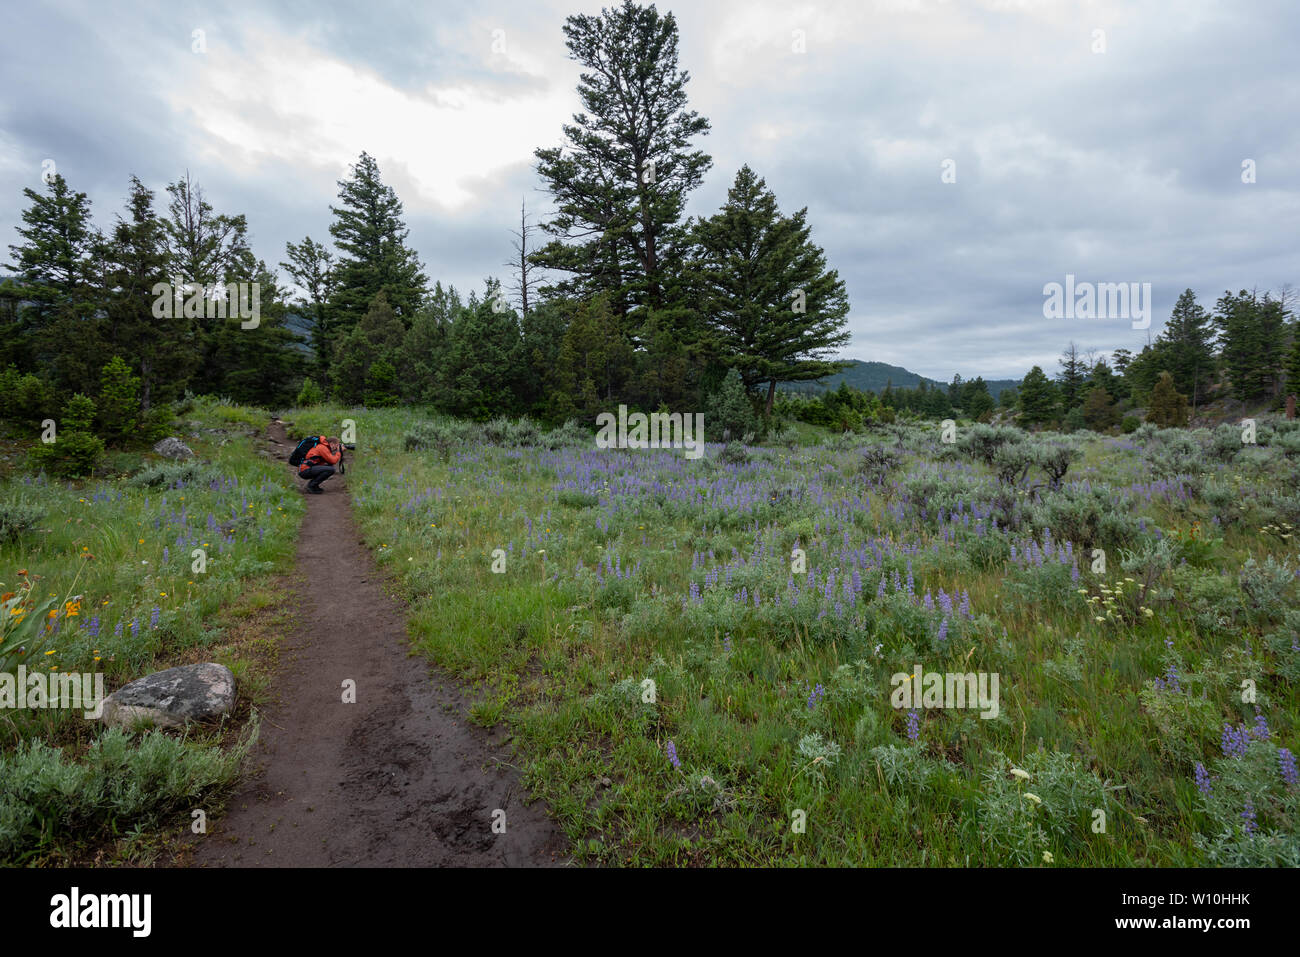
[297,405,1298,867]
[0,396,304,863]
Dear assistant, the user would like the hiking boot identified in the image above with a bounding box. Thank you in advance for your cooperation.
[307,486,324,494]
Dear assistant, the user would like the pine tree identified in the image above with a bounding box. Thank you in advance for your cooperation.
[281,236,337,378]
[97,355,141,446]
[1153,288,1215,404]
[198,263,306,406]
[1214,289,1287,402]
[333,289,407,405]
[1056,342,1088,411]
[549,294,633,421]
[1082,384,1119,431]
[5,172,101,385]
[439,280,524,420]
[1147,371,1189,427]
[531,0,711,322]
[691,166,849,415]
[328,151,428,336]
[1018,365,1057,425]
[163,172,252,290]
[960,377,995,419]
[400,282,459,404]
[707,367,760,440]
[517,296,572,416]
[1283,325,1300,403]
[101,177,195,410]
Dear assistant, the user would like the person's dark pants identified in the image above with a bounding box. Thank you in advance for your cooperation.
[300,465,335,491]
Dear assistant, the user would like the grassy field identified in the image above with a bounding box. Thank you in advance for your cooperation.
[284,405,1300,867]
[4,399,1297,867]
[0,397,303,864]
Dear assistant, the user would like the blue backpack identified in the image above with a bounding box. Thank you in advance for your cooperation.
[288,435,323,467]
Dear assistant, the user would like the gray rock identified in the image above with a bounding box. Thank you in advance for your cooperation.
[100,663,236,729]
[152,436,195,459]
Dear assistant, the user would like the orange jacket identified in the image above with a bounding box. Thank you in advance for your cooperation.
[299,439,340,472]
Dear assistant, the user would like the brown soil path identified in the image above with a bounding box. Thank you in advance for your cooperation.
[186,421,568,867]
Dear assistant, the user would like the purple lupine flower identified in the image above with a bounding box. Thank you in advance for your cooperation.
[1241,799,1257,835]
[130,618,139,638]
[1279,748,1298,787]
[807,683,825,710]
[1221,723,1249,758]
[114,621,123,638]
[877,576,887,598]
[905,709,920,742]
[88,616,100,639]
[150,606,160,629]
[723,634,732,654]
[1252,709,1270,741]
[666,740,680,769]
[937,618,949,643]
[1194,762,1213,795]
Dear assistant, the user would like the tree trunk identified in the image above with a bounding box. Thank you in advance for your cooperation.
[765,379,777,417]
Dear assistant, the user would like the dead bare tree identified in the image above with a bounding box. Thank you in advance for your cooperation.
[505,198,542,317]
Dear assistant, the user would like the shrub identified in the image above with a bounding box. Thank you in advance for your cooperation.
[0,498,44,543]
[1148,372,1189,427]
[958,423,1024,466]
[29,394,104,478]
[0,724,254,863]
[296,377,325,406]
[97,356,141,446]
[977,750,1123,865]
[707,368,759,441]
[1238,556,1296,627]
[719,441,750,464]
[483,416,542,447]
[0,368,50,427]
[1208,423,1244,462]
[1193,736,1300,867]
[542,419,589,449]
[404,420,480,457]
[139,403,176,443]
[991,441,1035,485]
[129,461,224,489]
[858,445,900,484]
[1034,441,1081,489]
[1028,484,1145,551]
[1121,415,1140,434]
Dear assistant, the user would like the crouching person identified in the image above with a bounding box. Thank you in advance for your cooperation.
[298,436,341,494]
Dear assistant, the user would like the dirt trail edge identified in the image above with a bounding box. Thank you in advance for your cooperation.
[187,421,569,867]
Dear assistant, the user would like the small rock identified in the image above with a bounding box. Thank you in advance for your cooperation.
[100,663,236,729]
[152,437,194,459]
[599,777,612,788]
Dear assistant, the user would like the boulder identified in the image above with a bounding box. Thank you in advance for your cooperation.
[100,663,236,730]
[152,437,194,459]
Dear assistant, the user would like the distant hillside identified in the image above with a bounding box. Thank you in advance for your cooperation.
[779,360,1020,400]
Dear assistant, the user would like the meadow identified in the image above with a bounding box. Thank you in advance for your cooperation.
[282,407,1300,866]
[3,400,1298,866]
[0,397,302,864]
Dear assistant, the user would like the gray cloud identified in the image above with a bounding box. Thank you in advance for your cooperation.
[2,0,1296,382]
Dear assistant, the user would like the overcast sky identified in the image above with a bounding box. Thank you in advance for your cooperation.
[2,0,1296,381]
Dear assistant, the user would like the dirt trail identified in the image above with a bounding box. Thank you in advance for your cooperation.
[186,421,568,867]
